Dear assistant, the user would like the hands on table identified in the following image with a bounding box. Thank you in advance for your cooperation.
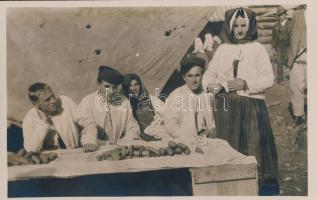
[82,143,98,153]
[8,148,58,166]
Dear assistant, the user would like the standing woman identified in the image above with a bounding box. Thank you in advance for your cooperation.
[202,7,279,193]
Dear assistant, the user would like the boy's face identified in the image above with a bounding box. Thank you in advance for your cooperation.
[98,80,119,102]
[34,89,59,115]
[183,66,203,92]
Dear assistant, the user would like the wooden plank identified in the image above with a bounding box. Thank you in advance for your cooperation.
[190,163,257,184]
[192,179,258,196]
[236,177,258,195]
[258,23,275,30]
[256,16,277,23]
[249,7,278,16]
[217,179,258,195]
[258,36,272,44]
[192,182,218,196]
[258,29,272,35]
[249,5,278,9]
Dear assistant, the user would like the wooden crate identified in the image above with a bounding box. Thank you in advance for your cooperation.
[189,163,258,196]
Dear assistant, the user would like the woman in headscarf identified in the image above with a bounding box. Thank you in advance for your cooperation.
[202,7,279,193]
[122,73,167,141]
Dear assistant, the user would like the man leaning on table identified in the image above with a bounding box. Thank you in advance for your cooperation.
[20,82,80,164]
[76,66,141,153]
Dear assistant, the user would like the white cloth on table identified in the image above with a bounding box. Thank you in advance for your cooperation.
[22,95,80,152]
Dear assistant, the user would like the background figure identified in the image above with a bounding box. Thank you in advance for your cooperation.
[287,5,307,126]
[271,5,292,84]
[203,7,279,194]
[192,33,223,62]
[122,73,166,141]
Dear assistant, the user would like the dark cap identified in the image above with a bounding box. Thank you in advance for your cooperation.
[180,56,206,76]
[97,66,123,85]
[277,5,287,16]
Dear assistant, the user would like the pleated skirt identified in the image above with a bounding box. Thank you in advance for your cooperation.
[213,92,279,182]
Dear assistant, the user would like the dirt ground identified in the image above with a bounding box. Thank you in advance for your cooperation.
[265,79,307,196]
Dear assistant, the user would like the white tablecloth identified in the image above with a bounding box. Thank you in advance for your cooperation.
[8,139,257,181]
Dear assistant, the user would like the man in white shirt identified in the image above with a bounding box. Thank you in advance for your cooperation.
[76,66,140,153]
[287,5,307,126]
[22,82,80,163]
[164,56,215,143]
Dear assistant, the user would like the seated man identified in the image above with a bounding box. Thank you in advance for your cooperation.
[164,56,215,143]
[76,66,140,152]
[22,82,80,163]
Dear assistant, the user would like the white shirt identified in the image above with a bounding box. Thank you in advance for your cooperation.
[22,96,80,152]
[202,42,274,99]
[76,91,140,145]
[280,19,287,26]
[163,85,215,142]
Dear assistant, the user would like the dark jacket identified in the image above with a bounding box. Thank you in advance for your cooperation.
[272,19,292,49]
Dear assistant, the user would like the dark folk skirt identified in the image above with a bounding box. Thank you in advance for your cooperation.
[213,92,278,182]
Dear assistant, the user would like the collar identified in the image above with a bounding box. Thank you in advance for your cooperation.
[280,19,287,26]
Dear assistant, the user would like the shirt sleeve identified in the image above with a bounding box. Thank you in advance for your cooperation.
[75,97,98,145]
[22,111,50,153]
[163,92,184,138]
[202,47,222,91]
[245,45,275,94]
[62,96,78,121]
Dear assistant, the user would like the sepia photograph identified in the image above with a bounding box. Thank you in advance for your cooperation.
[3,1,312,198]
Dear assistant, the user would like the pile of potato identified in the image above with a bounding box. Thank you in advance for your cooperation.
[96,141,191,161]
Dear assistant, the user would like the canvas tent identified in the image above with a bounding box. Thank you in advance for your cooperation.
[7,7,217,122]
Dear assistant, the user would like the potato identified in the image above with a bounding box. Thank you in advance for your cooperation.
[177,143,188,150]
[141,150,151,157]
[174,147,183,154]
[168,141,177,149]
[145,147,160,156]
[133,150,141,157]
[128,146,133,155]
[166,147,175,156]
[47,153,58,161]
[10,154,33,165]
[195,147,204,154]
[96,155,103,161]
[111,152,121,161]
[158,148,166,156]
[31,154,41,164]
[184,148,191,155]
[39,154,50,164]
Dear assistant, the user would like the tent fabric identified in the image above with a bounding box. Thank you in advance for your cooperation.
[209,6,246,22]
[7,7,216,122]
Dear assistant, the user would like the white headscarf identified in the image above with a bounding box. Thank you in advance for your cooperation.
[229,8,249,32]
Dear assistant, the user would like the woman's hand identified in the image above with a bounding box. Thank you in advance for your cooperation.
[228,79,247,91]
[207,83,222,95]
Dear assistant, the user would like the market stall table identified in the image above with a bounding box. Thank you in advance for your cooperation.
[8,139,258,196]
